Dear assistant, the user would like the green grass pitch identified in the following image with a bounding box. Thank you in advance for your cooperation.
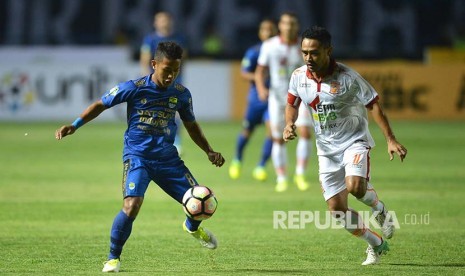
[1,120,464,275]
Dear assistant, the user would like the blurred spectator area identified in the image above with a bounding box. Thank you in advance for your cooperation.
[1,0,464,61]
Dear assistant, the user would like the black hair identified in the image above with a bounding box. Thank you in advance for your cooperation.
[154,41,183,61]
[301,26,332,48]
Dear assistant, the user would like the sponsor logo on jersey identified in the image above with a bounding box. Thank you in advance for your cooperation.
[299,83,311,87]
[107,85,119,96]
[169,97,178,108]
[134,78,146,87]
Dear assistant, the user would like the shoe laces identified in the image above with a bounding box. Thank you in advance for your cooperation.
[365,246,378,260]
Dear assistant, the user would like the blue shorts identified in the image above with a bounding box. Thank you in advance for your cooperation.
[121,156,198,203]
[243,100,268,131]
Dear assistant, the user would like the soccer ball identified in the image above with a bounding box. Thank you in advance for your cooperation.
[182,185,218,221]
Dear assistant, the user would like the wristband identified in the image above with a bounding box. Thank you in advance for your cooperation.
[71,117,84,129]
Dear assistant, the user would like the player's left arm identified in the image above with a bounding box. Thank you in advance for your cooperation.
[183,120,225,167]
[368,101,407,162]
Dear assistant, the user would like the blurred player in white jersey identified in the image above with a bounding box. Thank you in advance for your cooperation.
[284,26,408,265]
[255,12,312,192]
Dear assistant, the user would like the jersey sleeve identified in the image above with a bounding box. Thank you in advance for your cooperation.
[257,41,270,67]
[353,73,379,107]
[101,81,136,108]
[287,72,301,106]
[241,47,257,73]
[178,88,196,122]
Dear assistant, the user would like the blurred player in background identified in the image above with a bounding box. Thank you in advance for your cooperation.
[56,42,224,273]
[229,19,278,182]
[140,11,188,154]
[255,12,312,192]
[284,26,407,265]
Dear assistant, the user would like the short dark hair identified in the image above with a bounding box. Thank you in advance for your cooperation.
[301,26,332,48]
[154,41,183,61]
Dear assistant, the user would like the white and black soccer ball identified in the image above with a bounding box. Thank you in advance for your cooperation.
[182,186,218,221]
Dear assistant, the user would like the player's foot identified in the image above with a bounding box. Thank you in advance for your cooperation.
[252,166,267,181]
[229,159,241,179]
[294,174,309,191]
[102,258,121,273]
[362,239,389,265]
[374,201,395,239]
[183,221,217,249]
[275,179,288,192]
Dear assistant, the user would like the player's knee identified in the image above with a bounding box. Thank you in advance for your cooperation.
[346,177,367,199]
[123,197,144,218]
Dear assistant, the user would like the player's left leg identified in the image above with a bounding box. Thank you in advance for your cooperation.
[344,143,395,239]
[326,190,389,266]
[154,158,217,249]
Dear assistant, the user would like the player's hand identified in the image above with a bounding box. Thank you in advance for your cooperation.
[387,138,407,162]
[208,151,225,167]
[55,125,76,140]
[258,88,269,102]
[283,124,297,142]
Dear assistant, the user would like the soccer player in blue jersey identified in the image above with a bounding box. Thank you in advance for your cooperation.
[140,11,188,154]
[55,42,224,273]
[229,19,277,181]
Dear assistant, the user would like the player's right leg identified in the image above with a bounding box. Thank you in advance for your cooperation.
[253,108,272,181]
[294,104,312,191]
[268,99,288,192]
[229,103,257,179]
[103,158,151,272]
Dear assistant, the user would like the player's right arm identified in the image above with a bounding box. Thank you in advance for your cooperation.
[255,65,269,101]
[255,42,270,101]
[55,100,107,140]
[283,74,301,142]
[284,95,300,142]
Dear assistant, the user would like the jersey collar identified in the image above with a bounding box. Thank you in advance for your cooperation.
[306,58,338,81]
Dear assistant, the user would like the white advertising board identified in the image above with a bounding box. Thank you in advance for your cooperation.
[0,47,231,121]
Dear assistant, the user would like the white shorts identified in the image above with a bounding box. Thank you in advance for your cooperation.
[318,142,371,201]
[268,97,312,139]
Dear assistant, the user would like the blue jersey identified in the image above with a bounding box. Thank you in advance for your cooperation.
[101,75,195,160]
[241,43,270,104]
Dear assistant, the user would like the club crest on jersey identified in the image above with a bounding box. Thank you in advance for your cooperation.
[141,98,147,104]
[330,81,340,94]
[169,97,178,108]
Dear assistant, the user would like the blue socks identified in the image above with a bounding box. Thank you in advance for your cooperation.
[108,210,135,260]
[235,134,248,161]
[259,137,272,167]
[185,216,201,232]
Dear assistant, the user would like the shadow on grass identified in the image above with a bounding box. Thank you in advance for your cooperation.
[389,263,465,268]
